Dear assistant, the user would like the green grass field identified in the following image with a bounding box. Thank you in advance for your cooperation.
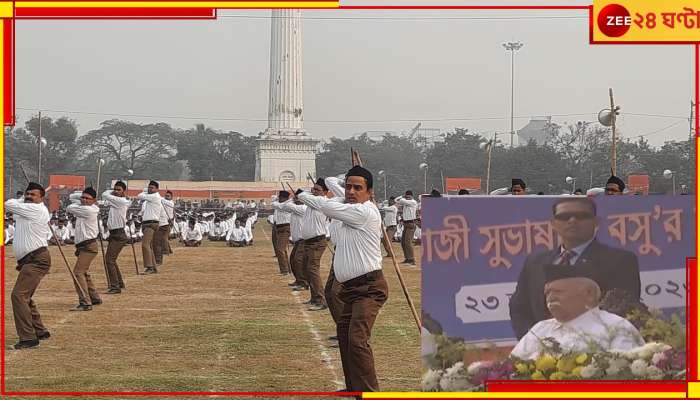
[3,224,421,398]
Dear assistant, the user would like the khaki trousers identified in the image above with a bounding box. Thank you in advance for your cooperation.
[274,224,291,274]
[271,224,279,253]
[105,229,127,290]
[289,240,308,287]
[401,221,416,262]
[324,263,345,324]
[141,222,159,268]
[303,236,327,305]
[12,248,51,341]
[154,224,170,265]
[337,270,388,392]
[74,241,101,305]
[382,225,397,256]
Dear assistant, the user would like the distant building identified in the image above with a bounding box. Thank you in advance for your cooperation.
[517,116,552,146]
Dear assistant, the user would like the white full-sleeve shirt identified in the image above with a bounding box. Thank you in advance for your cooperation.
[66,199,100,245]
[271,201,292,225]
[183,224,203,241]
[102,190,131,230]
[226,226,247,242]
[510,307,645,360]
[380,204,398,227]
[5,224,15,244]
[297,192,382,283]
[395,196,418,221]
[4,199,50,260]
[279,200,306,242]
[137,191,164,222]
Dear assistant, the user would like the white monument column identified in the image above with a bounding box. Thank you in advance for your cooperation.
[256,9,318,182]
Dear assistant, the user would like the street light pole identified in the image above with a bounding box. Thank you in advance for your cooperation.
[37,110,42,184]
[503,41,523,148]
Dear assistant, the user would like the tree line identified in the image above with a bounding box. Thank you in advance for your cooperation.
[3,116,695,196]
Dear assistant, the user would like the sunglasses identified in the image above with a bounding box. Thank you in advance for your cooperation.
[553,211,595,221]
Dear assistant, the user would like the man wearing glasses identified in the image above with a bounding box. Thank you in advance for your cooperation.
[508,197,640,339]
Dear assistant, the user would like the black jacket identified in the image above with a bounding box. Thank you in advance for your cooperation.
[508,239,640,339]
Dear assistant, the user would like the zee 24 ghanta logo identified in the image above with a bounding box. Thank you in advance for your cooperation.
[597,3,633,37]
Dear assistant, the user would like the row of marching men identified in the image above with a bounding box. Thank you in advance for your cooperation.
[267,166,420,393]
[5,179,180,350]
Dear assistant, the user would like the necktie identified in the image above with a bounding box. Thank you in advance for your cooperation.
[558,249,577,266]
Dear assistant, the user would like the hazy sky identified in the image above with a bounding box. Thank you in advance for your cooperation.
[15,3,695,148]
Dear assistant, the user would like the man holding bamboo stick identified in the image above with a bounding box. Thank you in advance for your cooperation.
[66,187,102,311]
[101,181,131,294]
[6,182,52,349]
[297,166,388,392]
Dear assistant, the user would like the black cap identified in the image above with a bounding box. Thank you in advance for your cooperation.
[83,187,97,199]
[544,263,595,284]
[149,180,159,189]
[428,189,441,197]
[315,178,328,191]
[346,165,373,189]
[606,174,625,191]
[278,190,290,198]
[458,189,470,195]
[405,190,413,196]
[114,181,127,190]
[25,182,45,197]
[512,178,526,189]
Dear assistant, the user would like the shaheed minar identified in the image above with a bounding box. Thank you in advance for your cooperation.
[255,9,319,183]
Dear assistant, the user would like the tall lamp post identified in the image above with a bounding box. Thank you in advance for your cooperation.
[503,41,523,148]
[419,163,428,194]
[378,170,387,201]
[565,176,576,194]
[663,169,676,195]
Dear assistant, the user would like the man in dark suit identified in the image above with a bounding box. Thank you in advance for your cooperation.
[508,197,640,339]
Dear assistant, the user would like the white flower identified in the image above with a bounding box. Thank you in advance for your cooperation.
[651,352,668,366]
[580,364,599,378]
[421,369,443,391]
[439,363,469,392]
[634,343,671,360]
[444,362,464,378]
[605,358,630,375]
[630,359,649,376]
[646,365,664,380]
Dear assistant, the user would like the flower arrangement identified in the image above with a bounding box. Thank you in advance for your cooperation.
[422,341,686,391]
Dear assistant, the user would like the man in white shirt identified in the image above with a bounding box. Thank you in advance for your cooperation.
[244,213,254,245]
[297,166,387,392]
[271,191,292,275]
[102,181,131,294]
[395,190,418,265]
[136,180,163,274]
[5,218,15,245]
[296,178,331,311]
[379,196,398,257]
[6,182,52,349]
[278,197,308,291]
[511,265,644,360]
[66,187,102,311]
[154,190,174,266]
[182,218,203,247]
[226,219,247,247]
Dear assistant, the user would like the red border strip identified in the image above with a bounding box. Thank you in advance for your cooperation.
[15,7,217,19]
[3,391,361,396]
[1,246,5,395]
[339,5,590,9]
[3,18,13,125]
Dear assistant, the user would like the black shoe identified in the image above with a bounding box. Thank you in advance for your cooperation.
[302,299,314,305]
[292,286,309,291]
[105,288,121,294]
[309,304,328,311]
[403,259,416,265]
[328,335,338,341]
[144,268,158,274]
[37,331,51,340]
[288,282,300,287]
[91,299,103,305]
[13,339,39,349]
[119,282,125,289]
[69,304,92,311]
